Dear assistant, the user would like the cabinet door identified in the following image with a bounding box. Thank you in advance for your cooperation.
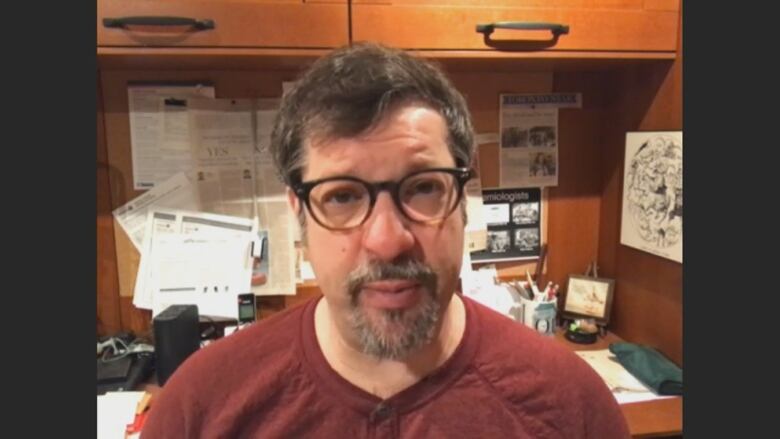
[352,0,679,53]
[98,0,348,49]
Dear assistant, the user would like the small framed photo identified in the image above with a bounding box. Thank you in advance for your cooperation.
[562,275,616,326]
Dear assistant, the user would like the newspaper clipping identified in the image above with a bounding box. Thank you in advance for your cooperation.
[499,93,581,188]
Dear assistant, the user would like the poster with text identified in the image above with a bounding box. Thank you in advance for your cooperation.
[499,93,580,188]
[471,188,542,262]
[620,131,683,263]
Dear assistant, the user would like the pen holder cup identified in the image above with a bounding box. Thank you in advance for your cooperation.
[517,296,556,336]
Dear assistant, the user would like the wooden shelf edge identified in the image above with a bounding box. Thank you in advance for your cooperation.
[98,46,676,72]
[97,47,335,70]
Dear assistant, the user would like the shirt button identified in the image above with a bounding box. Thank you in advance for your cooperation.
[372,402,393,422]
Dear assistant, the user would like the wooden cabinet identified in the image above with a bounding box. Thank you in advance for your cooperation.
[352,0,679,55]
[98,0,349,49]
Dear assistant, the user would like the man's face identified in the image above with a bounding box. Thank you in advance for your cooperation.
[290,103,465,360]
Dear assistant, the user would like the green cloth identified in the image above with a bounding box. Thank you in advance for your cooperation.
[609,342,683,396]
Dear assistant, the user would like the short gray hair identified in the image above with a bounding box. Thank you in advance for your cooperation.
[270,42,475,187]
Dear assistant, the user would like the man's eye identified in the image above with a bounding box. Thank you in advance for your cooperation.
[324,190,363,205]
[406,180,443,196]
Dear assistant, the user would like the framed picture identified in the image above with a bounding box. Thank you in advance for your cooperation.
[620,131,682,263]
[562,275,616,326]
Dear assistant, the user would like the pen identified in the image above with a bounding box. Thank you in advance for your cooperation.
[535,244,548,286]
[526,270,540,297]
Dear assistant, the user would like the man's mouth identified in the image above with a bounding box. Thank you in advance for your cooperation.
[360,280,422,310]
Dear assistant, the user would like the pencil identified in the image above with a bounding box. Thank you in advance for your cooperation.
[136,392,153,415]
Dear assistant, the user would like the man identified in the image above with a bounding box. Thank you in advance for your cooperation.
[143,43,629,438]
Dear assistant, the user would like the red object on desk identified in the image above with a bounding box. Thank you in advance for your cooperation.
[126,411,149,435]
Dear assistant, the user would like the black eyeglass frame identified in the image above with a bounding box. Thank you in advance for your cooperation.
[292,167,474,231]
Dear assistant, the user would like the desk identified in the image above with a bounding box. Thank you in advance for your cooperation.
[555,330,683,438]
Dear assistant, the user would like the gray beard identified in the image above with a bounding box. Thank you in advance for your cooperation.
[345,258,440,360]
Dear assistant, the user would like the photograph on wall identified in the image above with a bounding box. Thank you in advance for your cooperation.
[471,188,542,262]
[499,93,580,188]
[620,131,683,263]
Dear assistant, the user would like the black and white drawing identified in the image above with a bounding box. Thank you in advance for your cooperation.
[620,131,683,263]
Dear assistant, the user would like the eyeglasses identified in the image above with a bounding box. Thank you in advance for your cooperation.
[292,167,473,231]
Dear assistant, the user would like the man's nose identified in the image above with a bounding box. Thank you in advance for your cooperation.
[361,192,415,262]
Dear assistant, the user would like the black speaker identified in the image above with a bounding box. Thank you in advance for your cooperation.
[153,305,200,385]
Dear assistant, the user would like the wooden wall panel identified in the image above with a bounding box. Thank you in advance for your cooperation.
[548,71,610,293]
[97,78,122,337]
[597,10,682,365]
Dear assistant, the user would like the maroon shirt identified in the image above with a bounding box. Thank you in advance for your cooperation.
[143,296,629,438]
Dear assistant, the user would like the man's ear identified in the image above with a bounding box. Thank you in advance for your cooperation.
[287,187,301,216]
[287,187,308,248]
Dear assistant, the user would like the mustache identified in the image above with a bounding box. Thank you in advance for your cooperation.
[346,258,438,305]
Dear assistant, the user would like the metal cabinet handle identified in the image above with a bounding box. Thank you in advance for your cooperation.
[476,22,569,38]
[102,16,215,31]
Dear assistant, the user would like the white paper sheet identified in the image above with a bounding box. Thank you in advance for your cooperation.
[253,201,297,296]
[128,84,215,189]
[112,172,200,252]
[575,349,676,405]
[460,264,515,316]
[188,98,255,170]
[251,98,297,296]
[161,98,191,151]
[150,234,252,319]
[190,166,256,220]
[464,176,487,253]
[134,209,255,317]
[133,211,179,309]
[97,391,145,439]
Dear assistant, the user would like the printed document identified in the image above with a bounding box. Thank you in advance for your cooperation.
[134,210,255,317]
[499,93,581,188]
[112,172,200,252]
[128,83,215,189]
[251,98,297,296]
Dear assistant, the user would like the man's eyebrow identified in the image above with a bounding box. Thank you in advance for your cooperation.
[311,163,449,183]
